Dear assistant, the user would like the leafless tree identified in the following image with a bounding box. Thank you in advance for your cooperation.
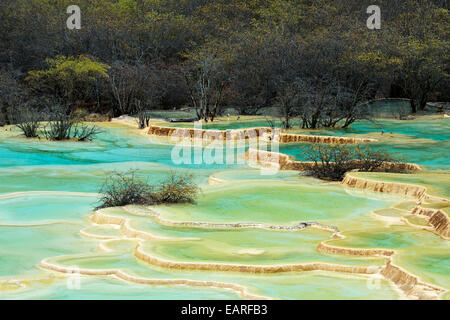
[9,104,42,137]
[135,99,151,129]
[0,70,24,126]
[184,49,230,122]
[109,62,163,116]
[271,79,302,129]
[97,170,199,209]
[276,77,373,129]
[305,144,399,181]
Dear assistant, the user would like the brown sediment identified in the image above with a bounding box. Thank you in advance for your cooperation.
[424,211,450,238]
[317,237,447,299]
[245,148,421,173]
[316,232,448,299]
[341,174,450,240]
[317,242,394,257]
[134,243,377,275]
[38,259,269,300]
[341,174,426,199]
[147,125,267,141]
[147,125,376,144]
[411,206,450,240]
[380,259,445,300]
[278,133,376,144]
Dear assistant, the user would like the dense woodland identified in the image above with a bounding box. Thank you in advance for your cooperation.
[0,0,448,129]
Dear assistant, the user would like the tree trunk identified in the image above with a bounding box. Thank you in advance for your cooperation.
[419,96,428,111]
[410,99,417,113]
[342,117,355,129]
[310,112,320,129]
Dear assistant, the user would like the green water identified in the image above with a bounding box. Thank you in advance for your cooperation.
[167,116,450,170]
[0,194,96,224]
[0,118,449,300]
[165,116,450,141]
[332,225,450,290]
[353,172,450,199]
[35,253,397,300]
[0,162,216,194]
[0,223,97,277]
[280,140,450,172]
[1,277,241,300]
[153,181,400,224]
[0,124,244,170]
[160,114,450,175]
[95,207,386,266]
[211,169,306,182]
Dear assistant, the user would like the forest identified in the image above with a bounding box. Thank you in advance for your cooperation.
[0,0,448,128]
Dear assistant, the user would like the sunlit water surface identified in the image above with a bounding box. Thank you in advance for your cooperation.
[0,119,448,299]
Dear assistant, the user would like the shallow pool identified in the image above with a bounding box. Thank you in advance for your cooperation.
[0,118,448,300]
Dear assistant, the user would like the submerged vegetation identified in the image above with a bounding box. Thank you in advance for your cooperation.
[305,144,400,181]
[97,171,199,209]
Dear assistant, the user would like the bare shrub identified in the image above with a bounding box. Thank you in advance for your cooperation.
[10,105,42,137]
[391,103,411,120]
[73,124,103,141]
[97,171,199,209]
[0,111,5,127]
[305,144,399,181]
[353,146,398,172]
[0,70,24,126]
[155,172,199,204]
[134,99,151,129]
[137,111,151,129]
[97,170,157,209]
[44,106,102,141]
[43,108,76,140]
